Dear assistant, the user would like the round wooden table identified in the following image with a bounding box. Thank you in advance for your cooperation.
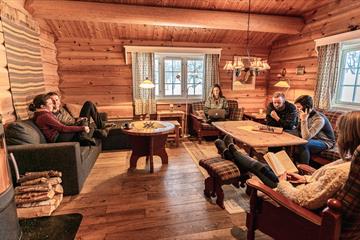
[122,121,175,173]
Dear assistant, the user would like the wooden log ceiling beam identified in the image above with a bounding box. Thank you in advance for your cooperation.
[26,0,304,34]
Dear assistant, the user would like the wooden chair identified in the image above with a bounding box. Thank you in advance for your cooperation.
[190,100,243,144]
[245,155,360,240]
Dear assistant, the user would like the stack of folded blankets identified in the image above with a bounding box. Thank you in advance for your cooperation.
[14,170,63,218]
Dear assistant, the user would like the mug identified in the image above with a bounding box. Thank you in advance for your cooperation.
[259,108,264,114]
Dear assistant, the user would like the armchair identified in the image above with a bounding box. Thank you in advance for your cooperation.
[245,146,360,240]
[190,100,243,144]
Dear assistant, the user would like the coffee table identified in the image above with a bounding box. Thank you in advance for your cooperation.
[122,121,175,173]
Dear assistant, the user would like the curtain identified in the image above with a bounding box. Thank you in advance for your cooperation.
[314,43,340,110]
[203,54,220,101]
[132,52,156,115]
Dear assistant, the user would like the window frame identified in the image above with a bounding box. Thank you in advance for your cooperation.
[334,42,360,108]
[154,53,205,101]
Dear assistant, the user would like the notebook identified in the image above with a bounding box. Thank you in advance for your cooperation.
[208,109,226,119]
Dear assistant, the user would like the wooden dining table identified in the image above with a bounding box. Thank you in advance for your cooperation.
[212,120,307,159]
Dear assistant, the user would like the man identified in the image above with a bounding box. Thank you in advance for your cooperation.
[266,92,297,131]
[47,92,112,138]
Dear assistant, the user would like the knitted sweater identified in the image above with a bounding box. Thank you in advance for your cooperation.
[277,159,350,210]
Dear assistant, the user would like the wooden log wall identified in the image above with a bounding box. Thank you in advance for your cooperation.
[38,19,59,93]
[0,20,14,123]
[56,38,269,118]
[267,0,360,104]
[0,0,59,123]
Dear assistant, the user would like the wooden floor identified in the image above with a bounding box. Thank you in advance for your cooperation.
[55,143,270,240]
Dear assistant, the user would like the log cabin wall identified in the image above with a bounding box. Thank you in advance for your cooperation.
[0,0,59,123]
[56,39,269,118]
[267,0,360,103]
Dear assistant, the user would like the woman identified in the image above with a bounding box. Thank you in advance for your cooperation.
[29,94,95,145]
[216,111,358,209]
[204,84,229,121]
[294,95,336,164]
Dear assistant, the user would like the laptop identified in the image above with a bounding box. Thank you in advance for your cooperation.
[208,109,226,119]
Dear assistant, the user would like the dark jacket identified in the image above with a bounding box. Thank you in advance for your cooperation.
[266,101,297,130]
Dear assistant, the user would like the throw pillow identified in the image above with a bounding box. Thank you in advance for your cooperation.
[5,121,45,145]
[65,103,82,118]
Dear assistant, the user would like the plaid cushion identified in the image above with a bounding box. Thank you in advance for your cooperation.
[199,157,240,181]
[191,102,204,113]
[336,145,360,239]
[317,109,343,138]
[319,146,341,161]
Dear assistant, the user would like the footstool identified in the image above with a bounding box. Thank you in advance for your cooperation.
[199,156,248,209]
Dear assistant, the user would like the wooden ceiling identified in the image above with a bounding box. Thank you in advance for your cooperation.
[28,0,335,45]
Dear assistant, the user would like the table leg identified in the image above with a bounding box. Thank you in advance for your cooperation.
[149,136,154,173]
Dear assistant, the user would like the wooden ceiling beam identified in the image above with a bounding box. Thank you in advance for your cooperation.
[26,0,304,35]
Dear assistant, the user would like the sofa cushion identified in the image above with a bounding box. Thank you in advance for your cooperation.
[5,120,46,145]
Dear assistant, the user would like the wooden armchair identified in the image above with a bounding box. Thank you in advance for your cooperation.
[245,148,360,240]
[190,100,243,144]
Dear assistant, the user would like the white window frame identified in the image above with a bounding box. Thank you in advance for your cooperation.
[155,53,205,101]
[334,42,360,109]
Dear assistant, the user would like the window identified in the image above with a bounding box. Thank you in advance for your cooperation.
[335,43,360,107]
[154,54,204,100]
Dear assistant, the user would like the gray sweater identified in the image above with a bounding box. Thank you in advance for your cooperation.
[299,111,336,149]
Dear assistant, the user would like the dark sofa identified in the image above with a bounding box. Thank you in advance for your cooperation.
[5,119,101,196]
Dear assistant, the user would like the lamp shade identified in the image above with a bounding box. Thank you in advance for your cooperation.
[139,77,155,89]
[274,80,290,88]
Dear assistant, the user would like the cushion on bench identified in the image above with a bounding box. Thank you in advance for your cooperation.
[199,157,240,181]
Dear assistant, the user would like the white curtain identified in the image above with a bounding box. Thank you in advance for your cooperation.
[203,54,220,101]
[132,52,156,115]
[314,43,340,110]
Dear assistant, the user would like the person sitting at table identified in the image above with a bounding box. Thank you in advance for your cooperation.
[266,92,297,131]
[216,109,358,209]
[204,84,229,122]
[47,92,113,138]
[294,95,336,164]
[29,94,96,146]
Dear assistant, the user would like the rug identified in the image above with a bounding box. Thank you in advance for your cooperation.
[183,141,250,214]
[19,213,83,240]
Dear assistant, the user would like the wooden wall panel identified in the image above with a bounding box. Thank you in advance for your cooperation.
[56,38,270,118]
[38,19,59,93]
[267,0,360,104]
[0,17,15,123]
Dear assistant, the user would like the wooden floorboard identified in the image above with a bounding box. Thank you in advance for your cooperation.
[54,143,272,240]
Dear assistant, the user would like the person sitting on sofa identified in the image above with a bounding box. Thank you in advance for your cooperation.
[204,84,229,122]
[29,94,96,146]
[216,111,358,209]
[266,91,297,131]
[294,95,336,164]
[47,92,113,138]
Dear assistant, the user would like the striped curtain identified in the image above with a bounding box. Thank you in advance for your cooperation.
[314,43,340,110]
[2,17,45,120]
[203,54,220,101]
[132,52,156,115]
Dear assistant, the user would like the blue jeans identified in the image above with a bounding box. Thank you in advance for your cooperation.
[296,139,328,164]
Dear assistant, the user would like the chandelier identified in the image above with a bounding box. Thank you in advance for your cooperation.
[223,0,270,74]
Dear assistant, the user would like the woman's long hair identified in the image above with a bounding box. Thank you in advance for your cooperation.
[210,84,223,99]
[28,94,51,112]
[337,111,360,159]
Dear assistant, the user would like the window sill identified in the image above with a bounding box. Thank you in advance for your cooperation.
[330,104,360,112]
[156,98,203,104]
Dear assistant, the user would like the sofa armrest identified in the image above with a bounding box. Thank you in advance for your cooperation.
[190,113,204,121]
[7,142,83,195]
